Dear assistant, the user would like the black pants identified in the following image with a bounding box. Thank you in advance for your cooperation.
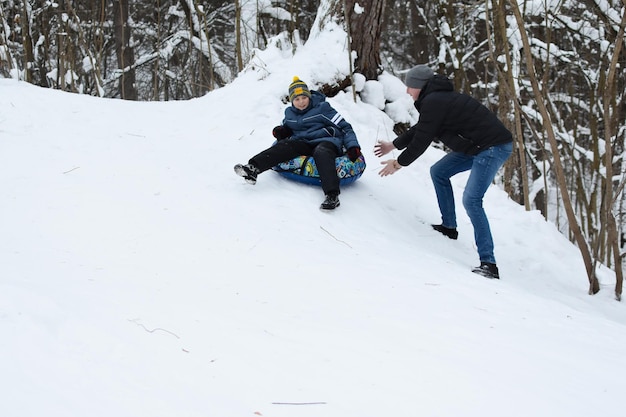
[250,140,340,195]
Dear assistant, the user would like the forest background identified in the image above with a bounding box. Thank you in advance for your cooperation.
[1,0,625,299]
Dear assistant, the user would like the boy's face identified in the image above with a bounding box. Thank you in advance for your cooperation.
[292,95,310,110]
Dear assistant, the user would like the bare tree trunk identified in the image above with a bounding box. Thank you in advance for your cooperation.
[603,10,626,301]
[179,0,222,95]
[57,9,67,91]
[20,1,34,83]
[488,0,530,210]
[508,0,599,294]
[65,0,104,96]
[344,0,385,80]
[113,0,137,100]
[197,5,215,91]
[0,3,15,77]
[235,0,243,71]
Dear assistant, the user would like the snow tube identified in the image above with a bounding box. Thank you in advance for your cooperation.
[272,154,366,186]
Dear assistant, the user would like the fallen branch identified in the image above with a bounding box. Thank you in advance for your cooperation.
[62,166,80,174]
[320,226,352,248]
[127,318,180,339]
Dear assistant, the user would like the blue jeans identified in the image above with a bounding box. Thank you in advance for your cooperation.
[430,142,513,264]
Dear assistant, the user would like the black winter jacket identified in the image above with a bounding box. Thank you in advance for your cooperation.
[394,75,512,167]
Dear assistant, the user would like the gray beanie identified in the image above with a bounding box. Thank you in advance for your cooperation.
[405,65,435,89]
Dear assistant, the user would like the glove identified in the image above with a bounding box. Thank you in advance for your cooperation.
[346,147,362,162]
[272,125,293,141]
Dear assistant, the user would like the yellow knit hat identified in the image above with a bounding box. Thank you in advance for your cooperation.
[288,76,311,102]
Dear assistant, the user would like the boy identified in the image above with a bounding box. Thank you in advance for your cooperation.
[235,76,361,210]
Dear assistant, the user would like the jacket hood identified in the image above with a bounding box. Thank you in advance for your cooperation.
[415,75,454,108]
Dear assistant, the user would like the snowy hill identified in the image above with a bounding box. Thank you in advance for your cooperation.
[1,29,625,417]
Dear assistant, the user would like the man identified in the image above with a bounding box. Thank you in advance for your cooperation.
[375,65,513,279]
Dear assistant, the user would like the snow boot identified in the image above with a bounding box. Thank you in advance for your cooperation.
[472,262,500,279]
[320,192,340,210]
[432,224,458,240]
[234,163,260,185]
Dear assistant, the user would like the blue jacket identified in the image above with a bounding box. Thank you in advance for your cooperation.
[282,90,360,153]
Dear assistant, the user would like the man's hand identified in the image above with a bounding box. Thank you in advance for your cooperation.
[374,140,395,157]
[379,159,402,177]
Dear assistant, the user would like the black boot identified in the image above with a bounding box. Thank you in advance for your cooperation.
[472,262,500,279]
[320,192,340,210]
[234,163,260,185]
[432,224,458,240]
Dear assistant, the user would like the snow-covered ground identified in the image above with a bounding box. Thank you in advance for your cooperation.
[1,27,625,417]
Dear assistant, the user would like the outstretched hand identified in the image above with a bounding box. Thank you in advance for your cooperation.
[374,140,395,157]
[379,159,402,177]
